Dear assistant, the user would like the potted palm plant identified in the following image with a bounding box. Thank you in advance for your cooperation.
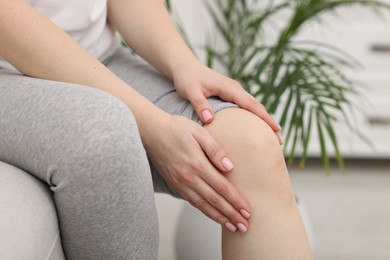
[166,0,390,172]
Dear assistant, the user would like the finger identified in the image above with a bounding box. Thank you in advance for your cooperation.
[186,85,215,124]
[200,167,252,220]
[195,178,250,231]
[217,87,284,144]
[277,131,284,145]
[181,136,252,222]
[180,187,246,233]
[226,89,281,132]
[246,100,281,132]
[192,127,234,173]
[244,101,283,144]
[215,80,282,132]
[187,130,252,223]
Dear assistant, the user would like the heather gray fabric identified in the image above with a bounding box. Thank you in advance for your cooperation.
[0,47,235,259]
[0,71,159,260]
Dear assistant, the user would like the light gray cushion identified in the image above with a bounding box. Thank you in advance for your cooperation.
[0,162,65,260]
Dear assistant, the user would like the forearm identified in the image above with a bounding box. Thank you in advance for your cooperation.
[107,0,199,80]
[0,0,169,140]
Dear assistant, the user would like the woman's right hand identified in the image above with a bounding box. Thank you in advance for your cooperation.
[144,115,251,233]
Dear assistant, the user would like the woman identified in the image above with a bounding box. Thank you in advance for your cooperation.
[0,0,313,259]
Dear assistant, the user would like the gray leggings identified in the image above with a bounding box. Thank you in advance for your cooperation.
[0,47,234,260]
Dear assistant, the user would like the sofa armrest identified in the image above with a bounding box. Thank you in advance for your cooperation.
[0,162,65,260]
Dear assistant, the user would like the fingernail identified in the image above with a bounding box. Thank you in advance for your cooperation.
[201,110,212,122]
[240,209,251,219]
[225,222,237,233]
[237,223,248,233]
[222,157,234,171]
[277,132,284,144]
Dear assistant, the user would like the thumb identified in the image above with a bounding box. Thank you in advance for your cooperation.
[188,88,215,124]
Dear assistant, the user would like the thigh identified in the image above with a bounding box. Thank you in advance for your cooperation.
[0,69,140,183]
[0,70,160,260]
[104,47,237,124]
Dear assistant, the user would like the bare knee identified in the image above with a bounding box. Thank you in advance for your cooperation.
[204,108,294,202]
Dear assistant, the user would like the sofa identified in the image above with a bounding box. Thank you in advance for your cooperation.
[0,161,315,260]
[0,161,66,260]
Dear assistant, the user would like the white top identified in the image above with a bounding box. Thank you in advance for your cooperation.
[0,0,120,71]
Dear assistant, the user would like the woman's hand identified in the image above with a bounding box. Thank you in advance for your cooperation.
[145,115,251,233]
[173,61,283,144]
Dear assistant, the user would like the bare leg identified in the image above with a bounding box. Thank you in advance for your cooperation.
[204,108,313,260]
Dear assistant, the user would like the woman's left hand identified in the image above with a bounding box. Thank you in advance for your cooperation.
[172,61,283,144]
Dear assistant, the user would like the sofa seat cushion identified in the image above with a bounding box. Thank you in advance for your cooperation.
[0,162,65,260]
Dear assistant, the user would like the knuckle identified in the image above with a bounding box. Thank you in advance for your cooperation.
[177,170,195,185]
[214,214,227,225]
[208,195,220,207]
[226,210,239,221]
[249,97,260,107]
[188,159,205,173]
[245,99,264,113]
[191,198,208,209]
[258,102,266,110]
[198,126,209,136]
[192,96,208,107]
[214,183,228,196]
[211,86,221,96]
[209,142,224,158]
[213,214,227,225]
[230,79,242,88]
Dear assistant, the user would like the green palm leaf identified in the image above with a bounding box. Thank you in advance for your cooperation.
[166,0,390,172]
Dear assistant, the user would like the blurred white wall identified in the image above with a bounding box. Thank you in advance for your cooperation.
[168,0,213,63]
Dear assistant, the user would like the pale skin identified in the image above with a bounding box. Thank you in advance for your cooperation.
[0,0,313,259]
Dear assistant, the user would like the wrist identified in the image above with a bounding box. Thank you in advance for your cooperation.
[136,108,172,151]
[167,50,201,81]
[170,56,202,83]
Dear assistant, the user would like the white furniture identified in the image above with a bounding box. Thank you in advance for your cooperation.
[293,5,390,158]
[0,162,65,260]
